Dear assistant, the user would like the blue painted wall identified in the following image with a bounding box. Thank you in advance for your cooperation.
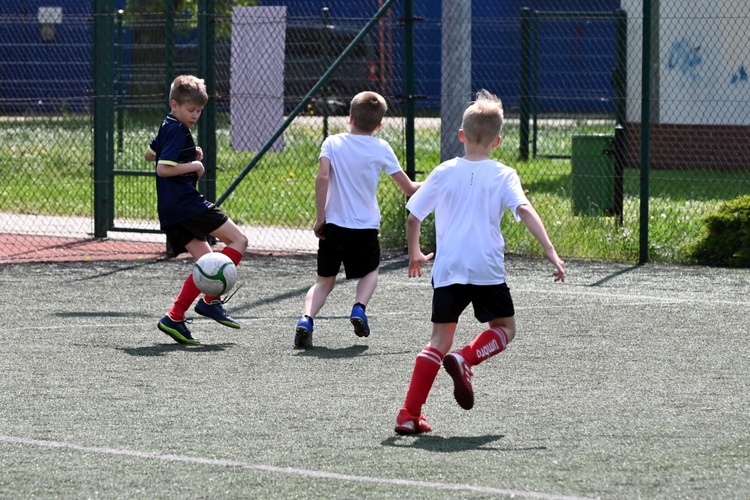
[0,0,93,111]
[0,0,620,113]
[260,0,621,112]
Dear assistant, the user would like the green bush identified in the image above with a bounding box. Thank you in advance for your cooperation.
[690,195,750,267]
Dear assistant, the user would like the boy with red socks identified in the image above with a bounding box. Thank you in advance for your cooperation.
[145,75,248,344]
[394,90,565,434]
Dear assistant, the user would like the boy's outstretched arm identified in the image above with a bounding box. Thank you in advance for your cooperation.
[406,213,434,278]
[516,204,566,282]
[390,171,422,196]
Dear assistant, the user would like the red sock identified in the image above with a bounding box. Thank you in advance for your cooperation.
[402,346,443,417]
[221,246,243,266]
[458,326,510,366]
[168,274,202,321]
[204,247,244,303]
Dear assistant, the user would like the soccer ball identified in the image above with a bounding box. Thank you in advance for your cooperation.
[192,252,237,296]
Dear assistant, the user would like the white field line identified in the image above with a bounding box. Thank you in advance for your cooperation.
[0,435,597,500]
[514,287,750,307]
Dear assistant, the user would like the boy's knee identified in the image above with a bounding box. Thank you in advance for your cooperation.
[237,232,249,249]
[227,231,248,250]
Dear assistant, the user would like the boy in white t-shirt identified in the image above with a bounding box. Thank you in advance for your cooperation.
[294,91,421,349]
[394,89,565,434]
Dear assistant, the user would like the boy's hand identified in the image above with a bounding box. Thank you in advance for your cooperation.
[408,251,434,278]
[313,219,326,239]
[552,265,565,282]
[195,147,204,161]
[546,249,565,282]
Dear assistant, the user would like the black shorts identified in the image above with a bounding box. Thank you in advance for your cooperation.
[431,283,515,324]
[317,224,380,279]
[163,205,229,256]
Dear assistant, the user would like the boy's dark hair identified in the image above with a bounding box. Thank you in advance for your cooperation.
[350,91,387,133]
[169,75,208,106]
[461,89,504,146]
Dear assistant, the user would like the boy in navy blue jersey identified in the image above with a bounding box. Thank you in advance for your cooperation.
[145,75,248,345]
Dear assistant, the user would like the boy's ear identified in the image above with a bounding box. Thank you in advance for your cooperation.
[458,129,466,143]
[493,135,502,147]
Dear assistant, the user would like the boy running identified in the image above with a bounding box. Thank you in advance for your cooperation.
[394,89,565,434]
[294,91,421,349]
[145,75,248,345]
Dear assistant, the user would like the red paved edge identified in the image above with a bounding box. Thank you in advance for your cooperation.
[0,233,305,263]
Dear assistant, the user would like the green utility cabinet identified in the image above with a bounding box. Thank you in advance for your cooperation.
[571,134,616,215]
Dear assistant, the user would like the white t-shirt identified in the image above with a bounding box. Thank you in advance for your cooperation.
[406,157,530,287]
[319,133,403,230]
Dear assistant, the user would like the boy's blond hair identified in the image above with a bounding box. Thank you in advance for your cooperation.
[461,89,504,146]
[350,91,387,133]
[169,75,208,106]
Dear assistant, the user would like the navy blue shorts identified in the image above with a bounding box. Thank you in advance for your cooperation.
[431,283,515,324]
[317,224,380,279]
[163,205,229,256]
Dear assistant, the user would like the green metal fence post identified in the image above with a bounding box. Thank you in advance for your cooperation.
[532,10,539,158]
[614,9,628,130]
[404,0,416,181]
[198,0,216,204]
[93,0,115,239]
[116,9,124,156]
[519,8,531,161]
[165,2,174,111]
[322,7,330,138]
[640,0,652,264]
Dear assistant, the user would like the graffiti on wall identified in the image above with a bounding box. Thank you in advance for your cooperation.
[719,0,749,85]
[666,2,749,86]
[667,38,703,83]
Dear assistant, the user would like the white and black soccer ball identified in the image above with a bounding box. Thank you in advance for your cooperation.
[192,252,237,296]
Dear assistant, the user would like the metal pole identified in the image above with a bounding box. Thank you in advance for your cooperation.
[93,0,115,238]
[164,1,174,112]
[639,0,652,264]
[532,10,539,158]
[404,0,416,180]
[440,0,471,162]
[322,7,330,138]
[614,124,625,225]
[116,9,124,155]
[614,9,628,131]
[519,8,531,161]
[198,0,216,204]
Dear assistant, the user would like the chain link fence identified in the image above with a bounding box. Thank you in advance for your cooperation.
[0,0,748,265]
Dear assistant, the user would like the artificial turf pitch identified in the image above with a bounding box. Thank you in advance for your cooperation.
[0,254,748,499]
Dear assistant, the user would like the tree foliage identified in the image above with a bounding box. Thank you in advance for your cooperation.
[690,195,750,267]
[122,0,258,38]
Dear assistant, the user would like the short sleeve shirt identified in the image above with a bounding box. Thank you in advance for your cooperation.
[406,157,530,287]
[319,133,403,230]
[148,114,212,228]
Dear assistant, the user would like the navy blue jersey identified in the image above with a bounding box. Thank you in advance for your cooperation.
[148,114,212,228]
